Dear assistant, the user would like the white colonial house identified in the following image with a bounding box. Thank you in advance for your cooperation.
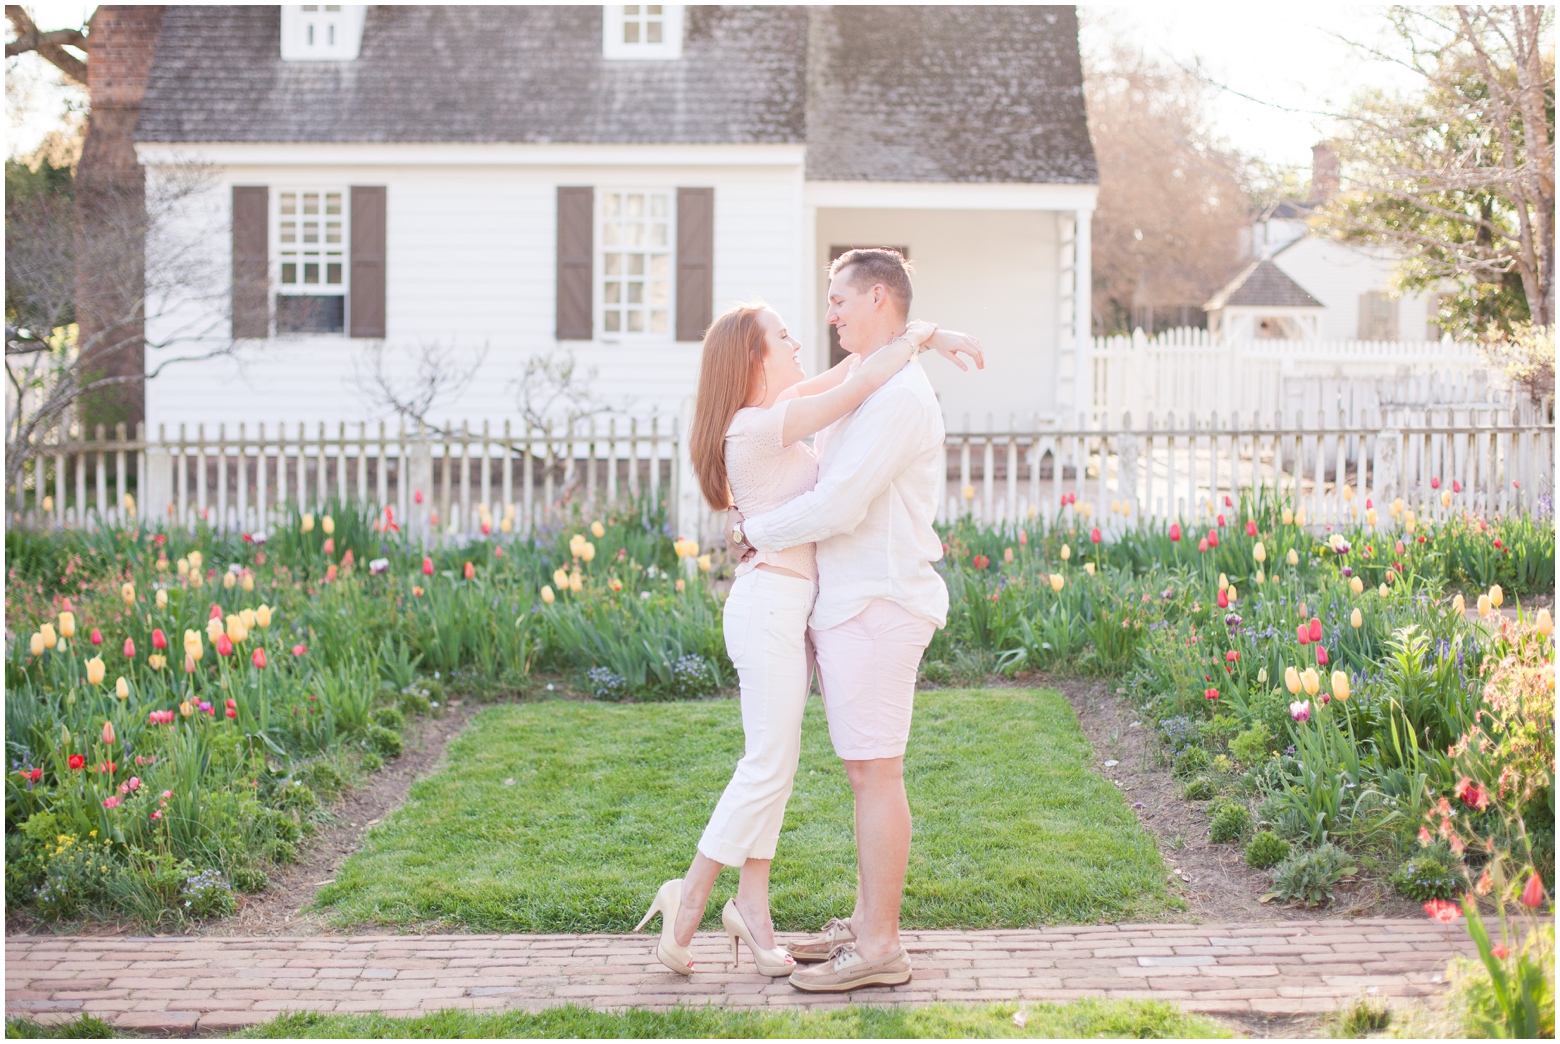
[135,5,1099,436]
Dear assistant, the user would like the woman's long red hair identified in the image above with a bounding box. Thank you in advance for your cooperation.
[689,303,768,511]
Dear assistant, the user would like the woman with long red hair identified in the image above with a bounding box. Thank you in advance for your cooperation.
[634,302,979,977]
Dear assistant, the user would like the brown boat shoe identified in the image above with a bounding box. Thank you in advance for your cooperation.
[788,941,912,992]
[787,916,856,963]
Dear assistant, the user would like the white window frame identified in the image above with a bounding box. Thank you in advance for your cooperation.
[272,186,350,336]
[597,187,676,343]
[280,5,366,61]
[602,4,684,60]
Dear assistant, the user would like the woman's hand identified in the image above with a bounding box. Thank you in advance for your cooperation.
[904,319,937,347]
[924,329,985,372]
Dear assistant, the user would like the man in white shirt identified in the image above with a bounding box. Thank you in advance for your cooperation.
[727,249,979,992]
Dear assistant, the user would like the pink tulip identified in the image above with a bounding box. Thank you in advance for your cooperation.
[1315,645,1329,666]
[123,637,136,658]
[1246,520,1258,537]
[1169,523,1181,542]
[90,629,103,645]
[1309,618,1323,643]
[102,795,121,809]
[1297,623,1310,646]
[216,634,234,656]
[251,648,267,669]
[292,643,307,657]
[422,557,434,576]
[1520,874,1547,908]
[1090,527,1101,544]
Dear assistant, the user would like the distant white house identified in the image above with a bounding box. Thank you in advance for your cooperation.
[1207,146,1443,342]
[134,5,1100,435]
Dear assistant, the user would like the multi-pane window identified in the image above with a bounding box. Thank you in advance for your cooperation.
[601,190,672,337]
[1358,291,1399,341]
[601,4,683,59]
[275,189,348,334]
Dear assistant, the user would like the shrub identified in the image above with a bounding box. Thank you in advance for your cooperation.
[1245,830,1290,870]
[276,780,321,814]
[1228,723,1272,766]
[1266,843,1356,907]
[1172,746,1211,780]
[230,865,269,893]
[1208,802,1251,844]
[299,762,345,802]
[371,705,406,731]
[363,724,403,759]
[1390,855,1462,901]
[1159,716,1200,758]
[1182,777,1215,801]
[671,654,719,698]
[398,688,433,717]
[918,659,954,685]
[180,868,236,919]
[587,666,629,700]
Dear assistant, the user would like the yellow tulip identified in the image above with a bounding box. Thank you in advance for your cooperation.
[1342,484,1354,501]
[962,484,975,501]
[1366,508,1378,527]
[1378,583,1389,597]
[240,608,257,629]
[1477,594,1492,617]
[40,623,56,648]
[580,542,596,563]
[676,578,686,592]
[322,515,335,535]
[184,630,204,662]
[1351,608,1363,629]
[156,555,169,572]
[553,567,569,588]
[206,617,224,642]
[1391,497,1404,516]
[1451,593,1465,615]
[301,513,315,533]
[1084,562,1096,576]
[569,573,583,593]
[116,677,130,700]
[177,557,190,576]
[58,611,76,638]
[540,585,555,604]
[86,657,106,686]
[190,571,204,589]
[1049,573,1065,592]
[42,495,53,512]
[1060,544,1071,561]
[500,517,513,533]
[148,654,166,671]
[226,616,247,643]
[180,700,194,718]
[156,590,168,608]
[608,578,623,593]
[255,604,272,628]
[223,571,236,590]
[1301,667,1320,696]
[591,520,605,538]
[1255,568,1265,585]
[1441,490,1452,507]
[1294,507,1307,526]
[1228,586,1238,603]
[121,582,136,605]
[1536,609,1553,636]
[189,550,203,570]
[241,572,255,592]
[569,533,586,553]
[1405,512,1417,534]
[1253,541,1266,564]
[1286,548,1299,566]
[1488,584,1503,608]
[697,554,712,573]
[29,632,44,656]
[1331,671,1349,701]
[1284,666,1302,695]
[1350,576,1364,596]
[123,492,136,515]
[1282,508,1294,526]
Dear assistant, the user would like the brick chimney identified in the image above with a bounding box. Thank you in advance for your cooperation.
[75,6,165,433]
[1308,142,1339,205]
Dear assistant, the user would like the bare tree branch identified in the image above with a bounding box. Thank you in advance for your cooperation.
[4,4,86,83]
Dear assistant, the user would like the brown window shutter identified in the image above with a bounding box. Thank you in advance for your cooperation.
[676,187,714,342]
[350,186,387,338]
[231,186,269,338]
[556,186,594,340]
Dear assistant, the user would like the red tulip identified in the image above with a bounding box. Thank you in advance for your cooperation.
[122,637,135,658]
[1216,513,1226,527]
[325,564,338,582]
[1297,623,1311,645]
[1309,617,1323,642]
[216,634,234,656]
[1169,523,1181,542]
[1090,527,1101,544]
[1207,530,1219,548]
[151,628,168,650]
[1423,899,1461,924]
[251,648,267,669]
[1520,873,1547,908]
[90,629,103,645]
[291,643,307,657]
[1454,777,1489,811]
[422,557,434,576]
[210,604,224,620]
[1018,530,1027,546]
[27,767,42,783]
[102,720,116,745]
[225,706,237,719]
[972,554,990,570]
[1365,497,1373,509]
[1430,476,1440,489]
[464,561,476,580]
[1204,687,1219,701]
[1217,589,1229,609]
[414,489,424,504]
[1197,537,1209,553]
[1452,480,1461,493]
[68,754,85,770]
[323,537,335,555]
[1315,645,1329,666]
[1490,943,1510,960]
[1246,520,1257,537]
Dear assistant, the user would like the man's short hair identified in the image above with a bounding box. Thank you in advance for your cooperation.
[829,248,914,316]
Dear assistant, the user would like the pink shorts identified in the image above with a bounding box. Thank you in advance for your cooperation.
[809,599,937,761]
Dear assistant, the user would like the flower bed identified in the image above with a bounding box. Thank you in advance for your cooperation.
[4,493,1553,931]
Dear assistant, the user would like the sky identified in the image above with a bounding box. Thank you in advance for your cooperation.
[6,2,1421,170]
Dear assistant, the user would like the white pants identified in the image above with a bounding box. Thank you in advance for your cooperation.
[697,569,816,867]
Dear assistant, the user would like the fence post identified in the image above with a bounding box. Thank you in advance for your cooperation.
[1374,426,1400,512]
[144,427,174,525]
[409,427,433,542]
[1118,412,1139,526]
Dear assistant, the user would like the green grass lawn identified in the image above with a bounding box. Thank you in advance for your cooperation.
[315,688,1172,932]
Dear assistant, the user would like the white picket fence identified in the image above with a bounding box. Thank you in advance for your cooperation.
[14,408,1554,544]
[1091,329,1508,423]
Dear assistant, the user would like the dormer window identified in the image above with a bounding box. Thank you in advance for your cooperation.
[280,5,366,61]
[602,5,684,60]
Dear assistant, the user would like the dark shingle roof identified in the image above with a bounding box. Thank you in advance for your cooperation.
[1204,259,1323,311]
[806,6,1096,183]
[135,5,1098,184]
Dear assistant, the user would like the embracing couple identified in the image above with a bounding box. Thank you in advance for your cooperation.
[634,249,983,992]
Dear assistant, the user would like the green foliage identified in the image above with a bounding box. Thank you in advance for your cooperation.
[1390,855,1462,901]
[1172,746,1210,779]
[1181,777,1215,802]
[1244,830,1290,870]
[1266,843,1357,907]
[1208,802,1251,844]
[1449,913,1555,1039]
[1328,996,1392,1038]
[1228,722,1272,766]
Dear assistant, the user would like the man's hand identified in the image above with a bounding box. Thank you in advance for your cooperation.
[924,329,985,372]
[725,507,755,562]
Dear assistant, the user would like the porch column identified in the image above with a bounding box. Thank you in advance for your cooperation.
[1074,208,1093,423]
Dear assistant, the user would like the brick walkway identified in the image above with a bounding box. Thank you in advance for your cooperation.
[4,919,1476,1033]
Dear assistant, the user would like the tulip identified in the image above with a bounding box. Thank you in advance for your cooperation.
[1350,576,1364,595]
[1217,589,1229,609]
[536,583,555,605]
[102,720,116,744]
[1003,547,1014,564]
[1309,618,1323,642]
[1060,544,1071,561]
[1246,520,1258,537]
[256,605,272,628]
[321,515,335,535]
[148,654,166,671]
[1286,548,1299,566]
[1204,687,1219,701]
[1083,562,1096,576]
[569,573,583,593]
[1301,667,1320,695]
[1350,608,1363,629]
[86,657,106,685]
[1379,582,1390,597]
[42,495,53,512]
[1255,568,1265,585]
[1207,529,1219,547]
[121,582,136,605]
[325,564,338,582]
[216,634,234,656]
[1090,527,1101,544]
[59,611,76,638]
[553,567,569,588]
[1168,523,1181,542]
[1049,573,1065,592]
[962,484,975,501]
[1423,899,1461,924]
[1290,700,1311,723]
[210,604,224,620]
[1280,508,1293,526]
[1520,873,1547,909]
[1536,609,1553,636]
[322,537,335,556]
[1252,541,1266,564]
[1197,537,1209,553]
[68,754,85,770]
[240,608,257,629]
[291,643,308,658]
[1225,650,1239,663]
[40,622,59,648]
[206,617,224,642]
[1216,513,1226,527]
[1366,508,1378,527]
[184,630,204,662]
[591,520,606,538]
[458,561,473,581]
[301,513,315,532]
[1477,594,1492,617]
[1315,645,1329,666]
[1018,530,1028,546]
[1451,593,1465,615]
[1279,666,1301,695]
[1297,623,1311,645]
[29,632,45,656]
[1325,670,1348,702]
[1228,586,1237,603]
[223,571,237,590]
[1488,584,1503,608]
[251,647,267,669]
[608,578,623,593]
[227,616,247,643]
[177,557,190,577]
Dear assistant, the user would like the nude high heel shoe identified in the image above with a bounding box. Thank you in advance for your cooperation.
[634,879,695,975]
[723,898,796,976]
